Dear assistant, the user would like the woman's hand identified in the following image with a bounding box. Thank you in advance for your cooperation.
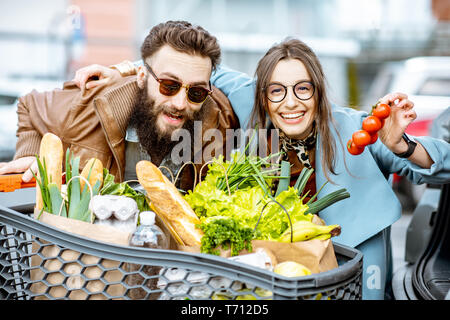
[72,64,120,90]
[0,156,38,182]
[377,92,416,154]
[377,92,434,168]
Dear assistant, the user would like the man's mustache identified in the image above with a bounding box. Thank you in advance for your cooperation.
[155,104,196,121]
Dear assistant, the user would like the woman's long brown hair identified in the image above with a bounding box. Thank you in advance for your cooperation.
[249,38,341,182]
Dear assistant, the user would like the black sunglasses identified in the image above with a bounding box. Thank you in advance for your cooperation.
[145,63,212,104]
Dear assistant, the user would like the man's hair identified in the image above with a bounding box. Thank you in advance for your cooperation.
[141,20,221,71]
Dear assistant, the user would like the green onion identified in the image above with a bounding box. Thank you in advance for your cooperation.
[48,182,67,217]
[34,148,104,222]
[65,148,72,204]
[67,156,101,222]
[305,188,350,215]
[67,156,80,219]
[293,167,314,196]
[33,155,52,213]
[275,160,291,197]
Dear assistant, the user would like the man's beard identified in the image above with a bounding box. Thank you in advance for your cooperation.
[128,86,204,160]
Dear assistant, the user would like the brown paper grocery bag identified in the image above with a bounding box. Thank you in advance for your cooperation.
[30,210,131,300]
[250,239,338,273]
[178,238,338,274]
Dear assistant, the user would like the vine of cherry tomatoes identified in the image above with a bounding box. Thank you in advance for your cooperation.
[347,103,391,155]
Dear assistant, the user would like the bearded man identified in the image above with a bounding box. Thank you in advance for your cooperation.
[0,21,239,190]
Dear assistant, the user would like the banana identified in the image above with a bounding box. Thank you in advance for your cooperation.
[309,233,331,241]
[278,220,341,243]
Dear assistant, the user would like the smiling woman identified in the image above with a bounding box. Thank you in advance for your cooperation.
[266,59,317,140]
[250,38,338,183]
[244,37,450,300]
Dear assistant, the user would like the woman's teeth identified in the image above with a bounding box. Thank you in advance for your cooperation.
[281,112,305,119]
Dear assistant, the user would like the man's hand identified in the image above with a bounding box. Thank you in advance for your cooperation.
[0,156,38,182]
[377,92,417,154]
[72,64,120,90]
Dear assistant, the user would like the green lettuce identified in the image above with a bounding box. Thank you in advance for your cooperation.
[100,168,151,212]
[184,156,312,255]
[199,216,254,256]
[255,187,312,240]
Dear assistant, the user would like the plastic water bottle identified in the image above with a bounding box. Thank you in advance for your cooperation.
[129,211,168,249]
[127,211,168,299]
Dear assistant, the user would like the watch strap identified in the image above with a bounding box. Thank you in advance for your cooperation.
[394,133,417,158]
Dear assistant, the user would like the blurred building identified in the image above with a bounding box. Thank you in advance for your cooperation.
[0,0,448,106]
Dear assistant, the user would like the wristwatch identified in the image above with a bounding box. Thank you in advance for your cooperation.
[394,133,417,158]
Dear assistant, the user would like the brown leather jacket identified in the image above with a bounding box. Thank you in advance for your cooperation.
[14,74,240,189]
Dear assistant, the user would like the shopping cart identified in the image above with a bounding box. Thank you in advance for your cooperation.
[0,187,363,300]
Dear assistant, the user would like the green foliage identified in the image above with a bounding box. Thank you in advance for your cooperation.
[100,168,151,213]
[199,216,254,256]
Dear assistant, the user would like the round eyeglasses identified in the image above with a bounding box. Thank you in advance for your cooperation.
[265,81,315,103]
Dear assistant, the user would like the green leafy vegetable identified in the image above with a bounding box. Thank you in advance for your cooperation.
[48,182,66,217]
[185,149,350,255]
[185,155,312,255]
[199,216,254,256]
[100,168,151,213]
[275,160,291,197]
[34,151,100,222]
[67,155,81,219]
[33,156,52,213]
[34,148,153,223]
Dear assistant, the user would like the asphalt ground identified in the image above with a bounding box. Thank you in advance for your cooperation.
[391,211,413,273]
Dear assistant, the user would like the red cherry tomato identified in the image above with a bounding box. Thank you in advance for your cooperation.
[352,130,371,148]
[362,116,382,134]
[369,132,378,144]
[372,103,391,119]
[347,139,364,155]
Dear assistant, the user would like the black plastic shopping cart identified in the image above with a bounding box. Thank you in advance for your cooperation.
[0,187,363,300]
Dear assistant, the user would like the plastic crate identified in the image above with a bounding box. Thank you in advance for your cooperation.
[0,205,363,300]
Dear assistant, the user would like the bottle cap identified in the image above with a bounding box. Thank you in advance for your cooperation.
[139,211,156,225]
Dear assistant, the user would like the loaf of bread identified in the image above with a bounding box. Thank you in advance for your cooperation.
[36,133,63,210]
[80,158,104,193]
[136,160,203,246]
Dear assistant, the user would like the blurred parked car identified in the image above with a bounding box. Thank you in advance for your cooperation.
[364,56,450,209]
[0,77,63,161]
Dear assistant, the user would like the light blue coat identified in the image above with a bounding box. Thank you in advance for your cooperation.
[210,65,450,299]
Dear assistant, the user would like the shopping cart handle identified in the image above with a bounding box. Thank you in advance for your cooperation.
[0,174,36,192]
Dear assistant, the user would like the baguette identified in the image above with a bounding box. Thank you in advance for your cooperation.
[36,133,63,210]
[136,160,203,246]
[80,158,104,192]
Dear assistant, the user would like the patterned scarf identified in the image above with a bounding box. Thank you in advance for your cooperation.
[279,122,317,169]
